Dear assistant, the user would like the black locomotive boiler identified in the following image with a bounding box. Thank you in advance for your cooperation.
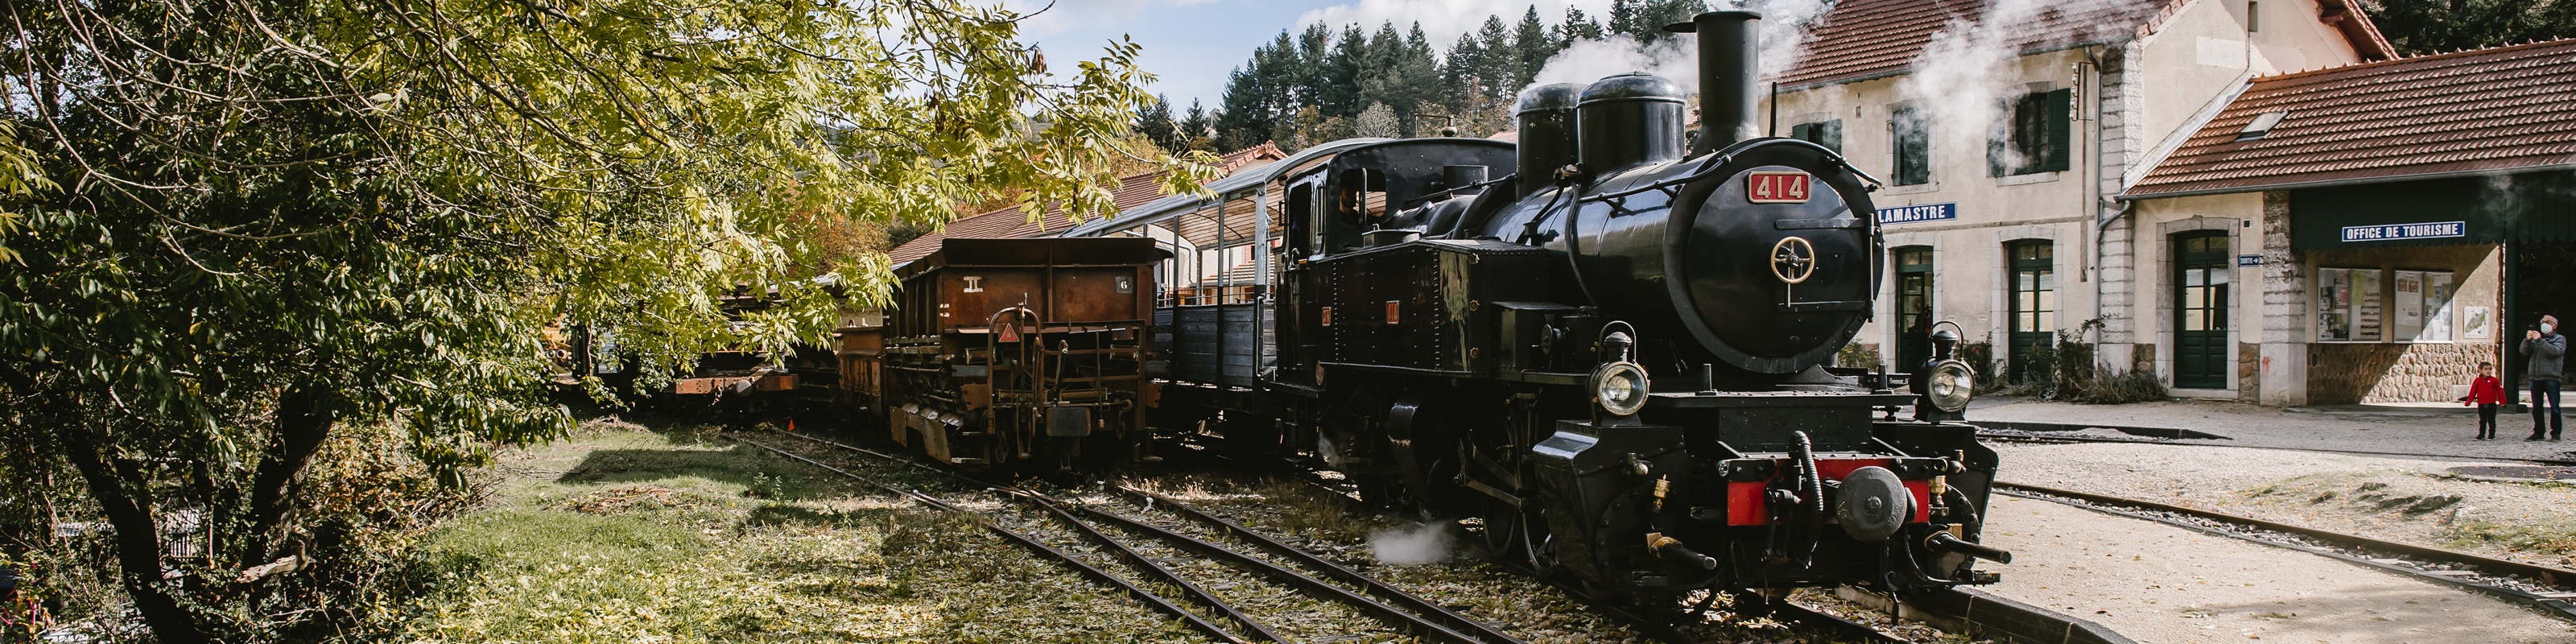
[1108,10,2011,601]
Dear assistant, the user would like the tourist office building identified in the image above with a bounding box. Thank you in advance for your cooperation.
[2120,35,2576,405]
[1765,0,2576,404]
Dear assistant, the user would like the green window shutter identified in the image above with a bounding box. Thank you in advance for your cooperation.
[1987,119,2008,178]
[1893,109,1930,186]
[1790,122,1814,144]
[2045,89,2072,172]
[1821,119,1843,154]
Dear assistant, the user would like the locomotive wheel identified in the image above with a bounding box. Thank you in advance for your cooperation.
[1476,496,1525,557]
[1521,506,1560,578]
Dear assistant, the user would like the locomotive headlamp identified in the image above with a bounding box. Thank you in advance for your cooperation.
[1922,361,1974,413]
[1913,321,1974,419]
[1592,361,1651,416]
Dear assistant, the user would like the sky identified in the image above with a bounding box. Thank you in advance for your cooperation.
[1001,0,1618,113]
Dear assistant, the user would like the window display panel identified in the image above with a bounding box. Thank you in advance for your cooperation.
[2420,271,2455,342]
[2317,267,2385,342]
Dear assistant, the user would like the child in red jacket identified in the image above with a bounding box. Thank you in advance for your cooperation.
[2468,361,2507,440]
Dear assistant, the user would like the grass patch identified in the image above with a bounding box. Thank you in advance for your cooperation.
[368,421,1211,643]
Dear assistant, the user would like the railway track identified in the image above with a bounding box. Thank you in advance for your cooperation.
[738,431,1526,644]
[1212,452,1911,644]
[1995,481,2576,621]
[746,430,1922,643]
[1978,427,2576,467]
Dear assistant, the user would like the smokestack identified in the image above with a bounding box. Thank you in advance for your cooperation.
[1670,10,1761,155]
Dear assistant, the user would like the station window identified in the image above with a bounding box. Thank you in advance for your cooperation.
[2007,241,2055,382]
[1991,90,2071,176]
[1891,107,1930,186]
[1894,246,1936,368]
[1790,120,1843,154]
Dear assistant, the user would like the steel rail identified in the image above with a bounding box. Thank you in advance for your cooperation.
[1080,507,1498,644]
[1977,431,2576,468]
[763,431,1509,643]
[1113,485,1531,644]
[1124,480,1905,644]
[729,437,1250,643]
[1015,493,1291,644]
[1995,481,2576,621]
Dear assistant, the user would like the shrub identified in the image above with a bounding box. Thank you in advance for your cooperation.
[1834,341,1883,370]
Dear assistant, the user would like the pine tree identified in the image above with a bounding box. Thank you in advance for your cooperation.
[1136,94,1180,152]
[1440,32,1485,120]
[1179,99,1214,151]
[1320,24,1370,118]
[1514,6,1554,89]
[1558,7,1606,46]
[1609,0,1641,39]
[1393,23,1444,134]
[1475,15,1518,95]
[1295,23,1335,109]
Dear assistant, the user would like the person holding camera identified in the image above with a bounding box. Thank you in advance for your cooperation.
[2526,314,2566,441]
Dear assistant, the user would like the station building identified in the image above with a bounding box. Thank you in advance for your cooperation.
[2120,39,2576,405]
[1756,0,2401,398]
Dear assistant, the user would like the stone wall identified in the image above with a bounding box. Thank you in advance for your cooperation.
[2238,341,2260,402]
[2306,342,2503,404]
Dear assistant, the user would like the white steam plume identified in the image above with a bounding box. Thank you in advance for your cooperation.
[1526,35,1701,95]
[1368,522,1454,565]
[1893,0,2121,171]
[1521,2,1837,103]
[1719,0,1835,80]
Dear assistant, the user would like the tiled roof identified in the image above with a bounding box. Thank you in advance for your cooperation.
[1777,0,2178,88]
[1773,0,2392,89]
[2125,39,2576,197]
[887,143,1285,265]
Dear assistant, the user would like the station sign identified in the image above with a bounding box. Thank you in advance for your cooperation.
[1878,203,1957,225]
[2339,221,2465,243]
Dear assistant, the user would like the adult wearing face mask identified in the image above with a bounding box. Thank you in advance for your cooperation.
[2526,314,2566,441]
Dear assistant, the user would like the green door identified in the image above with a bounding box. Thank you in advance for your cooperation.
[2008,241,2054,383]
[1895,247,1935,369]
[2174,233,2231,389]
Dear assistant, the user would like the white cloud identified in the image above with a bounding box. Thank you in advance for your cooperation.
[1294,0,1613,47]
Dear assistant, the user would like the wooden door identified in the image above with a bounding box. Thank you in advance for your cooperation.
[2174,233,2231,389]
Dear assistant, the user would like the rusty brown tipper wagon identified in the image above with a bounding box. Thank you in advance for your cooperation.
[840,237,1167,470]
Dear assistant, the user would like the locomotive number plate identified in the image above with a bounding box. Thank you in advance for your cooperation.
[1747,171,1811,204]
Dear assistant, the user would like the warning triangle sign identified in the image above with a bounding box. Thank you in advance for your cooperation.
[997,325,1022,343]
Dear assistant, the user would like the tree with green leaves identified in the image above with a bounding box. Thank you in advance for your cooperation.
[0,0,1210,641]
[2366,0,2576,55]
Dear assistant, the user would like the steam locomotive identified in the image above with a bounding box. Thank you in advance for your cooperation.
[1063,10,2008,601]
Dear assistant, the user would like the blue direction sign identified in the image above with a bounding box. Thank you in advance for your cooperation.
[2340,221,2465,242]
[1878,203,1957,225]
[2238,254,2260,266]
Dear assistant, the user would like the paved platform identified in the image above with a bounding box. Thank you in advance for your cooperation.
[1963,396,2576,463]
